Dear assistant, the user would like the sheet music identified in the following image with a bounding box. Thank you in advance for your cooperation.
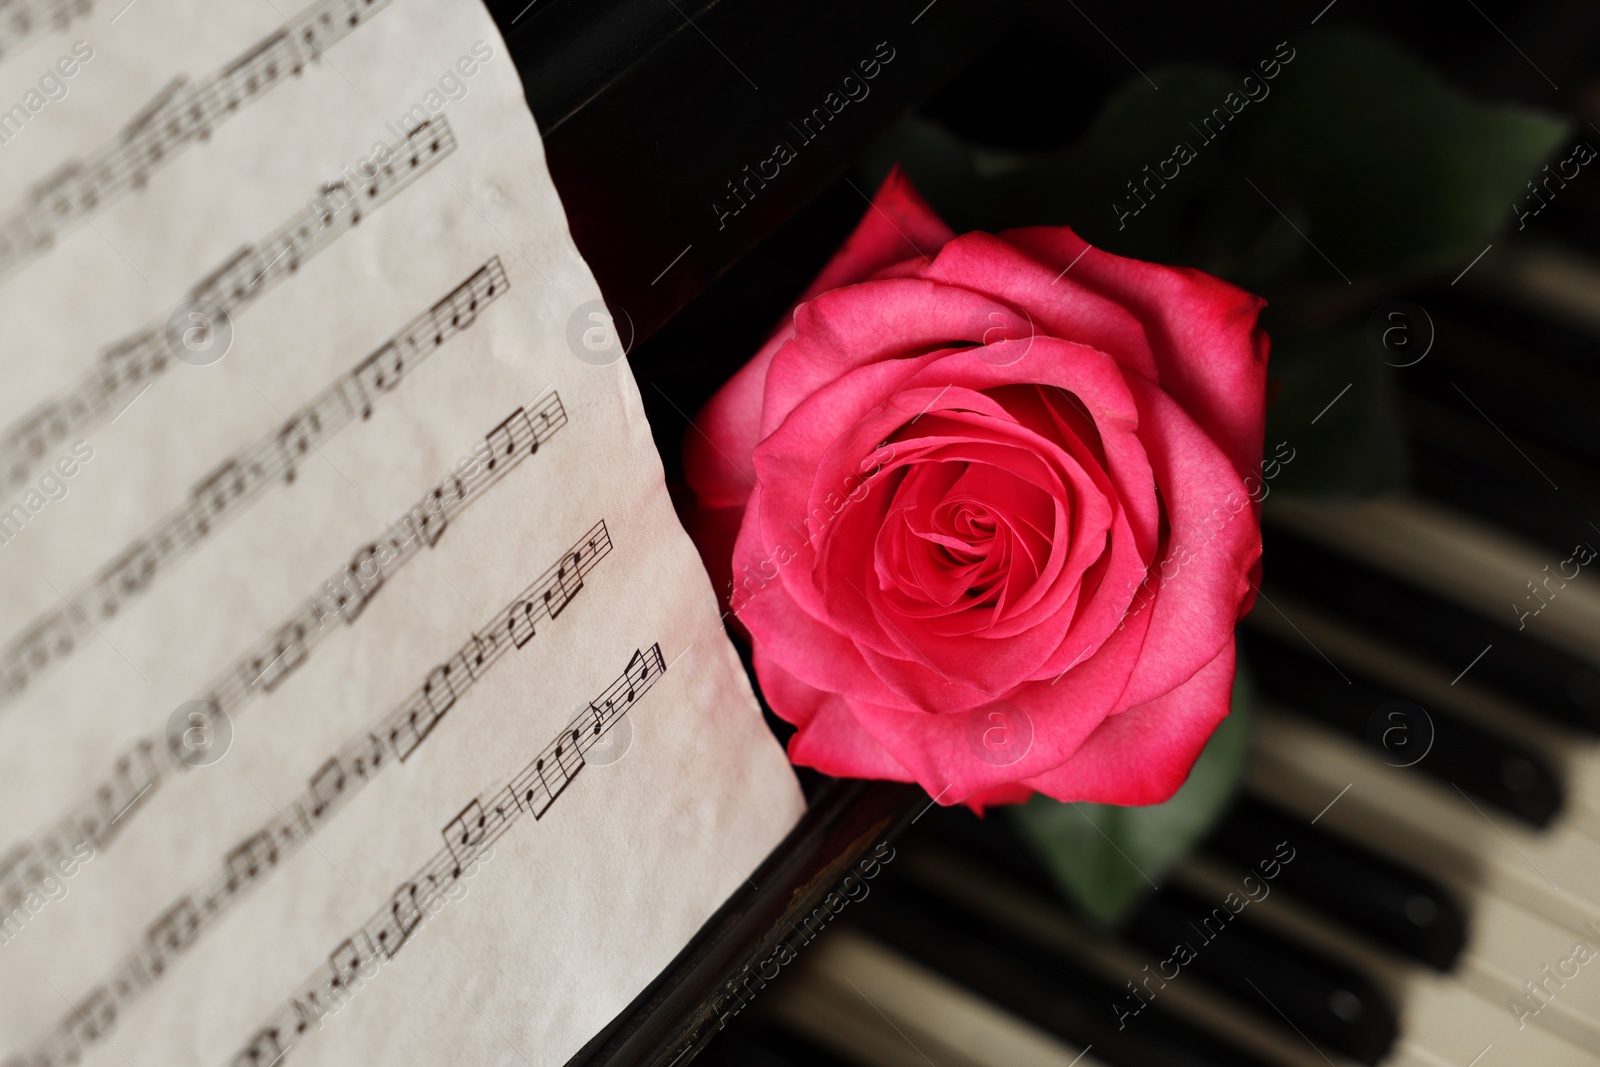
[0,4,805,1066]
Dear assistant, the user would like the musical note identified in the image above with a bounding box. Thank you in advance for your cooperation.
[410,477,464,548]
[379,883,425,959]
[0,254,500,709]
[328,935,371,991]
[307,758,347,820]
[248,620,311,693]
[147,897,203,962]
[343,734,382,782]
[0,0,394,287]
[485,406,537,472]
[349,341,406,411]
[505,600,538,649]
[72,740,161,847]
[230,1026,285,1067]
[224,644,672,1067]
[544,552,585,619]
[65,988,117,1052]
[190,458,255,537]
[4,402,66,485]
[97,330,167,396]
[528,739,586,820]
[626,647,652,690]
[0,609,79,700]
[392,664,458,761]
[0,0,97,72]
[8,393,564,911]
[442,800,490,873]
[223,831,280,892]
[0,113,455,512]
[0,844,46,914]
[274,410,322,484]
[13,527,618,1063]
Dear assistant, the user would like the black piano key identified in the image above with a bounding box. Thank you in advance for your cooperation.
[1241,627,1564,827]
[1122,888,1398,1065]
[854,877,1281,1067]
[1204,795,1467,971]
[1261,522,1600,735]
[1404,404,1600,559]
[1397,306,1600,470]
[1405,285,1600,398]
[698,1023,863,1067]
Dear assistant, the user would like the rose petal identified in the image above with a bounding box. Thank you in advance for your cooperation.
[1021,640,1238,805]
[1000,226,1269,483]
[684,167,954,511]
[756,650,915,781]
[874,230,1160,382]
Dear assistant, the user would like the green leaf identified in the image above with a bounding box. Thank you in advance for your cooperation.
[871,30,1568,285]
[1007,658,1256,927]
[1240,30,1571,279]
[1263,328,1410,499]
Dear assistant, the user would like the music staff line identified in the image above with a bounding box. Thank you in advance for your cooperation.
[0,0,93,70]
[226,644,667,1067]
[0,255,508,710]
[0,390,568,924]
[14,524,616,1067]
[0,114,457,508]
[0,0,393,282]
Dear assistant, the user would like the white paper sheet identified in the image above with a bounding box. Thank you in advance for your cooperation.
[0,2,805,1064]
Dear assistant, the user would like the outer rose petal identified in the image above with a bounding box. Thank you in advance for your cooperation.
[1000,226,1269,486]
[1109,374,1258,710]
[684,167,953,511]
[1022,640,1237,805]
[874,231,1161,382]
[962,782,1037,814]
[756,649,914,781]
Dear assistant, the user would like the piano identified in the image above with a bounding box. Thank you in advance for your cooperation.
[484,0,1600,1064]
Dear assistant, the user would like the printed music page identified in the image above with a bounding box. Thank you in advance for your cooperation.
[0,2,805,1065]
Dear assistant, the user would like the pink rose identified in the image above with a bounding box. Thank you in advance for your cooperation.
[682,168,1268,810]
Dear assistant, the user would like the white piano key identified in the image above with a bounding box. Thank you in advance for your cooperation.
[1252,708,1600,948]
[1245,586,1600,842]
[769,926,1113,1067]
[903,846,1360,1067]
[1267,495,1600,665]
[1483,242,1600,341]
[1178,850,1600,1054]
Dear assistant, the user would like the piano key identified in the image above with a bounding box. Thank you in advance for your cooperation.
[1173,843,1600,1063]
[1202,796,1467,971]
[1402,391,1600,557]
[1187,800,1600,1051]
[1241,626,1562,826]
[1259,522,1600,735]
[895,825,1582,1067]
[1249,529,1600,839]
[768,926,1113,1067]
[853,874,1286,1067]
[1481,242,1600,347]
[1265,495,1600,667]
[1250,707,1600,946]
[1393,300,1600,469]
[1123,886,1399,1063]
[935,809,1600,1064]
[1235,613,1600,1046]
[904,809,1382,1066]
